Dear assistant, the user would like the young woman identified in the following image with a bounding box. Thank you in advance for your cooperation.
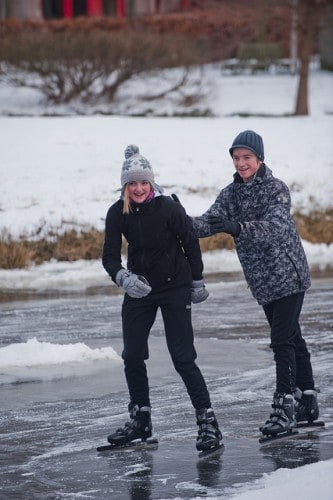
[190,130,318,437]
[102,144,222,452]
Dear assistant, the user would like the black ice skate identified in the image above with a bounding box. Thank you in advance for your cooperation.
[294,388,319,423]
[107,405,152,446]
[260,393,296,437]
[196,408,223,455]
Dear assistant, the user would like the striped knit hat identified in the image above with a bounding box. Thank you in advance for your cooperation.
[229,130,265,161]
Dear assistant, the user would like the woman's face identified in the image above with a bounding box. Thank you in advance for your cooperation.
[128,181,151,203]
[232,147,262,182]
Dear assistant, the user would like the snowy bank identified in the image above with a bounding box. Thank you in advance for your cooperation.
[224,458,333,500]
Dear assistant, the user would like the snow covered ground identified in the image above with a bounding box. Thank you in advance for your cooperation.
[1,64,333,498]
[219,458,333,500]
[1,65,333,291]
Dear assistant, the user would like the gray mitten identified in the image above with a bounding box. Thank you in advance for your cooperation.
[116,269,152,298]
[191,279,209,304]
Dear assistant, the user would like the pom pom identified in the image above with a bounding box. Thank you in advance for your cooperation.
[124,144,139,159]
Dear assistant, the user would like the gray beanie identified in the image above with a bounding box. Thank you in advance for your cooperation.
[229,130,264,161]
[121,144,155,188]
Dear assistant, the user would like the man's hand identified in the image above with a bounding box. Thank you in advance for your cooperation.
[207,215,241,237]
[115,269,152,298]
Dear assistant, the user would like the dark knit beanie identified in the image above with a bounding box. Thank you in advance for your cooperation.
[229,130,264,161]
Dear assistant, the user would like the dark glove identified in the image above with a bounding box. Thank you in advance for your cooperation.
[191,279,209,304]
[115,269,152,298]
[171,193,181,204]
[207,215,241,237]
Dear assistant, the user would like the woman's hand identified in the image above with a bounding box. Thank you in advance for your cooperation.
[116,269,152,298]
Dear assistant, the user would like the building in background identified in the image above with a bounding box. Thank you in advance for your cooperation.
[0,0,43,19]
[0,0,331,73]
[0,0,193,19]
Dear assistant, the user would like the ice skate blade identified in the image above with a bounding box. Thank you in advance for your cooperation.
[97,437,158,452]
[198,443,224,459]
[259,429,298,444]
[296,420,325,429]
[259,420,326,445]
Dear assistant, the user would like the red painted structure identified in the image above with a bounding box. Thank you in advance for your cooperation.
[42,0,194,20]
[116,0,126,17]
[181,0,191,8]
[63,0,103,18]
[87,0,103,16]
[63,0,73,18]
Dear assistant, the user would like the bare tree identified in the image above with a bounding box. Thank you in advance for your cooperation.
[294,0,331,115]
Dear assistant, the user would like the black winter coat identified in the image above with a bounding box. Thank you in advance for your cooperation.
[102,195,204,291]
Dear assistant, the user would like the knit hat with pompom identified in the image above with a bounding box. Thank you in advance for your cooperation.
[121,144,155,188]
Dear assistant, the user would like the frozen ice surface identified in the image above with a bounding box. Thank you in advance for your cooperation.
[1,279,332,499]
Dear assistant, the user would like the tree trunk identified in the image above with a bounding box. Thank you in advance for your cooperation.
[294,0,319,115]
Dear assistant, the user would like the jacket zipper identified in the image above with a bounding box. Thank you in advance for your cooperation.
[136,206,146,269]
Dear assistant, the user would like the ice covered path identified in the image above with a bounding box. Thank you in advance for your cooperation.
[1,278,333,499]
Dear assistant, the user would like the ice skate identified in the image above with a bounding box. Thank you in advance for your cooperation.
[196,408,223,454]
[294,388,319,423]
[260,393,296,436]
[107,405,152,446]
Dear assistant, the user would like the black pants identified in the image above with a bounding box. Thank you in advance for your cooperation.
[121,285,211,411]
[263,292,315,394]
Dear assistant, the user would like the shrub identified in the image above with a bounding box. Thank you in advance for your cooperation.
[0,29,206,104]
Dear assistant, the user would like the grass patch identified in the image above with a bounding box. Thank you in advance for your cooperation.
[293,209,333,244]
[0,229,104,269]
[0,210,332,269]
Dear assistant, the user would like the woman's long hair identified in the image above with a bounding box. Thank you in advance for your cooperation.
[122,184,132,214]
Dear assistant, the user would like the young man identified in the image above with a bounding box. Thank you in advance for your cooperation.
[191,130,319,437]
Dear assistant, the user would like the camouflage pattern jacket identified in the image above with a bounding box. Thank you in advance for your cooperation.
[192,164,311,305]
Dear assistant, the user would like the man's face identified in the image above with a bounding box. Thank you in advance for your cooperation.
[232,148,262,182]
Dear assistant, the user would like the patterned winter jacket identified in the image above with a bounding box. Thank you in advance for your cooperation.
[193,164,311,305]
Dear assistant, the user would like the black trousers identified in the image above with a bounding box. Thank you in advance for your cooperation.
[263,291,315,394]
[121,285,211,411]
